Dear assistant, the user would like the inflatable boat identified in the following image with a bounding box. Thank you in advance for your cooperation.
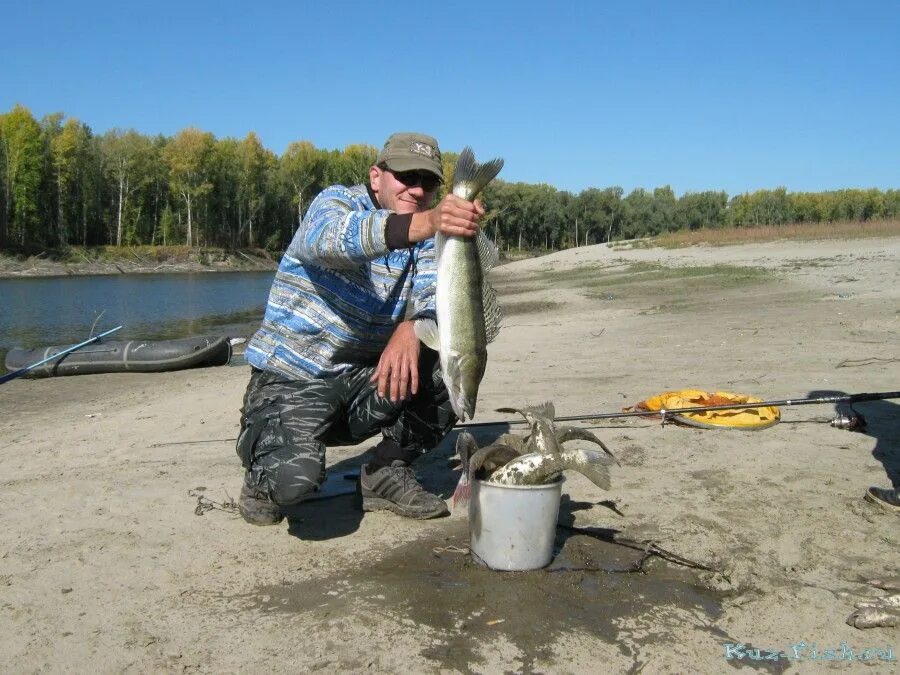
[4,336,233,378]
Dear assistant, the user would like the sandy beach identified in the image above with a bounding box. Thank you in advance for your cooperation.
[0,237,897,673]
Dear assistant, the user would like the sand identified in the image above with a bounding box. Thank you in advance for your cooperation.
[0,237,897,673]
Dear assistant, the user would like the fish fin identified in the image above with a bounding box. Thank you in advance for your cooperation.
[582,463,611,491]
[453,147,504,200]
[557,426,620,465]
[512,401,554,420]
[475,229,500,270]
[558,448,613,490]
[452,473,471,509]
[414,318,440,352]
[482,280,502,343]
[533,401,556,419]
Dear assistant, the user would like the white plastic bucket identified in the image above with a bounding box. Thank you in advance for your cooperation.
[468,477,563,571]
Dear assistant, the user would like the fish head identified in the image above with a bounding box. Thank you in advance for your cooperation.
[448,384,478,422]
[443,352,485,422]
[454,432,479,476]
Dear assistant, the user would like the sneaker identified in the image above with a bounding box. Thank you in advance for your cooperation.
[864,486,900,512]
[359,461,449,520]
[239,477,285,526]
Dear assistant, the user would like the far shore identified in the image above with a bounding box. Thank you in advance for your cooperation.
[0,247,280,279]
[0,246,540,279]
[4,219,898,279]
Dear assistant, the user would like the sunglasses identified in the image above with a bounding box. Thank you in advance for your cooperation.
[388,168,441,192]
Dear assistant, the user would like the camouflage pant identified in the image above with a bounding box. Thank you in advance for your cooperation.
[236,348,457,506]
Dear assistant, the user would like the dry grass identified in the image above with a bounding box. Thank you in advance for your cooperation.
[500,299,563,316]
[650,219,900,248]
[493,262,775,316]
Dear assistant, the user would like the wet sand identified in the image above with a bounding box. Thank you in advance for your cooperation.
[0,237,897,672]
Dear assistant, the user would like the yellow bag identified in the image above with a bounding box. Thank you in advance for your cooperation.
[629,389,780,430]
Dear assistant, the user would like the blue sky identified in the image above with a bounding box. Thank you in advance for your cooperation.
[2,1,898,196]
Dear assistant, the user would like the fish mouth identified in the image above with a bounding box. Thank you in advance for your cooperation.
[460,397,477,422]
[450,392,475,422]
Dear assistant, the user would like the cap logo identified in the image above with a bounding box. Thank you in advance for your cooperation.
[409,142,437,159]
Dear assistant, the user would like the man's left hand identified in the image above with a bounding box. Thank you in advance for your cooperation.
[371,320,420,402]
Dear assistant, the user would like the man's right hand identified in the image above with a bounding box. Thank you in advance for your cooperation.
[409,194,484,243]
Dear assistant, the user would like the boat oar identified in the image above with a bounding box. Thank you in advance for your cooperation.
[0,325,123,385]
[458,391,900,428]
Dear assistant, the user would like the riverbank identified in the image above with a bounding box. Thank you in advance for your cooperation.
[0,246,542,278]
[0,236,897,672]
[0,246,279,278]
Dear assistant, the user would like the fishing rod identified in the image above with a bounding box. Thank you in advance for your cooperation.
[0,325,123,385]
[458,390,900,429]
[148,389,900,449]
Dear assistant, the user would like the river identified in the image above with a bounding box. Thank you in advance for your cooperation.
[0,272,275,368]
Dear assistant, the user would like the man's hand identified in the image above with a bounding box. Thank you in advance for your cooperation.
[409,195,484,243]
[371,320,420,402]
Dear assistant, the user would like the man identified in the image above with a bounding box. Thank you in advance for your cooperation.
[236,132,484,526]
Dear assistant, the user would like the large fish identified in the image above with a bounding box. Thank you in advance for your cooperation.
[488,448,616,489]
[415,148,504,421]
[496,401,620,464]
[846,577,900,629]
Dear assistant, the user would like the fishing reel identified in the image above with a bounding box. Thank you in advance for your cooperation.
[830,409,867,432]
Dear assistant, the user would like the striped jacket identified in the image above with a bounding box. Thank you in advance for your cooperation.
[245,184,436,380]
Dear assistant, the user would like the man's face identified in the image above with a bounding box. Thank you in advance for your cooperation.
[370,165,440,215]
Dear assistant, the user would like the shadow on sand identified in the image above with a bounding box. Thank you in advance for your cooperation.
[282,422,514,541]
[807,390,900,492]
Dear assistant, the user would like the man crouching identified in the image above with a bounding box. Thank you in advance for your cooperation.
[236,132,484,525]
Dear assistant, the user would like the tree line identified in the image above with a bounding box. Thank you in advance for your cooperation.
[1,104,898,253]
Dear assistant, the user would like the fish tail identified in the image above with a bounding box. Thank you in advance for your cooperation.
[454,147,504,199]
[452,474,471,509]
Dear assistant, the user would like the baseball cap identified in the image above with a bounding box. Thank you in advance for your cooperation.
[376,132,443,181]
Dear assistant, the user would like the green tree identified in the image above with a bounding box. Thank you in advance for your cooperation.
[49,117,92,247]
[78,134,105,245]
[210,137,242,247]
[164,128,214,246]
[621,188,654,239]
[649,186,677,234]
[789,192,821,223]
[99,129,153,245]
[326,143,377,186]
[38,112,66,247]
[143,135,170,245]
[676,191,728,230]
[239,132,274,247]
[577,187,623,244]
[0,104,43,247]
[883,189,900,218]
[280,140,327,231]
